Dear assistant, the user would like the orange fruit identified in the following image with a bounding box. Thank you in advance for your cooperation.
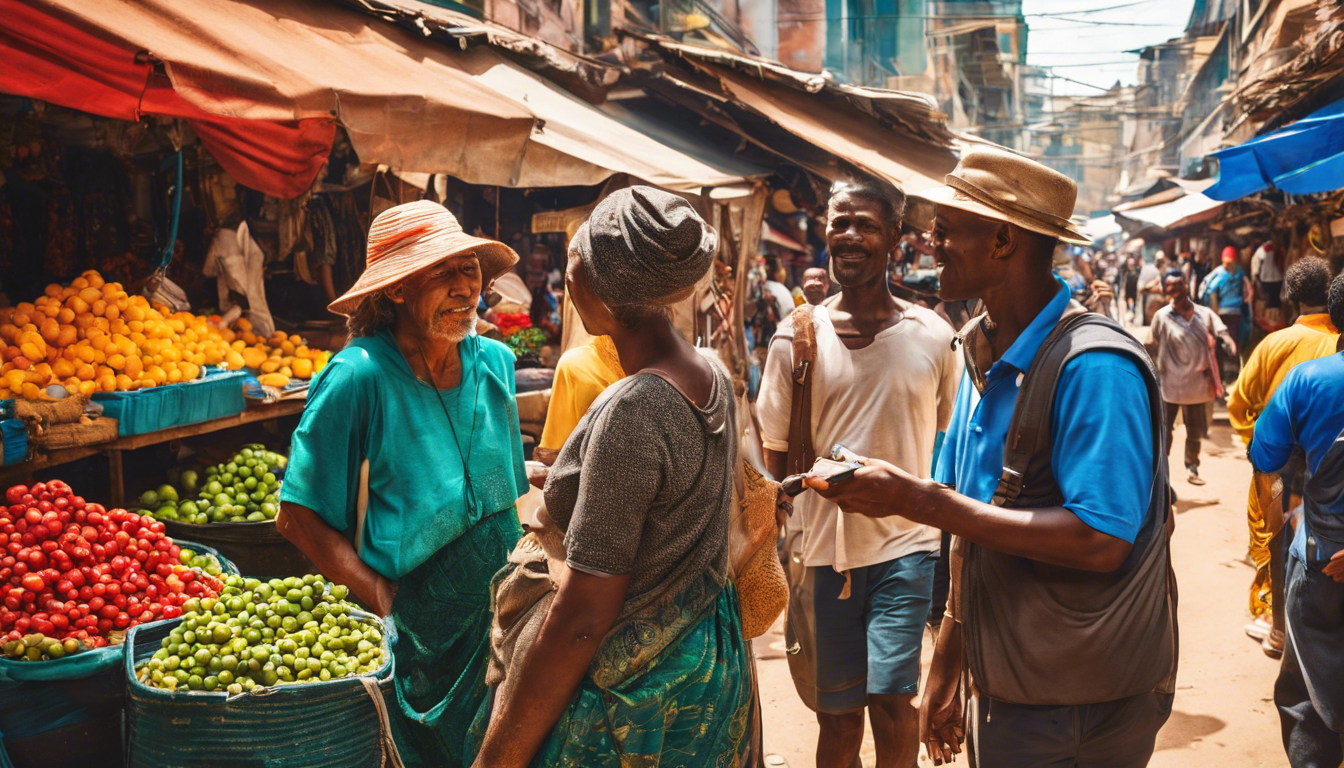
[124,355,143,379]
[291,358,314,378]
[75,364,95,381]
[107,353,126,371]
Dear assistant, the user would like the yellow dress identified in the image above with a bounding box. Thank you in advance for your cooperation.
[537,335,626,457]
[1226,314,1339,617]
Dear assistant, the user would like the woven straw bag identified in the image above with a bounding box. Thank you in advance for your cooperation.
[731,462,788,639]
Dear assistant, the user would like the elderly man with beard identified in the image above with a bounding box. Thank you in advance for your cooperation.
[758,176,962,768]
[277,201,530,767]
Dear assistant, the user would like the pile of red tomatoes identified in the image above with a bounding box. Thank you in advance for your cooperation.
[0,480,222,649]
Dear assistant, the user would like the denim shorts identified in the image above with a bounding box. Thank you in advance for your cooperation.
[810,550,936,713]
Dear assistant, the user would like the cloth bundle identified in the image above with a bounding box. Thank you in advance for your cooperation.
[573,186,717,308]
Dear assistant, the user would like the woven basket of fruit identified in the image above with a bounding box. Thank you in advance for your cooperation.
[125,575,396,768]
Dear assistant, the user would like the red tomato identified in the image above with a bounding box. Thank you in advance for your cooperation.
[4,486,26,506]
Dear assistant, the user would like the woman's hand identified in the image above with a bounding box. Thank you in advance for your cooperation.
[373,577,399,617]
[775,486,793,530]
[471,567,629,768]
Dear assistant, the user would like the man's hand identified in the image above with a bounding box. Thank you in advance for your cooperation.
[1325,549,1344,584]
[920,615,965,765]
[802,458,924,520]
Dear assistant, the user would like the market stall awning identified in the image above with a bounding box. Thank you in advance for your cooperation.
[1113,192,1224,232]
[1205,97,1344,201]
[0,0,536,197]
[455,48,764,191]
[4,0,757,198]
[1078,214,1123,246]
[705,65,957,194]
[762,223,806,251]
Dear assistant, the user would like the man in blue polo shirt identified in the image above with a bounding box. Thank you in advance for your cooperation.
[806,147,1176,767]
[1250,273,1344,768]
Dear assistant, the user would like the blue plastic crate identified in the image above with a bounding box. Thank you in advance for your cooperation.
[93,368,248,437]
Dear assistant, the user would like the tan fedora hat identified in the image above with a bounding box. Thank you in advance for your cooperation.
[918,146,1091,246]
[329,200,519,317]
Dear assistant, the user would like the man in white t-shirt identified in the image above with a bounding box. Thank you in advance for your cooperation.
[1251,241,1284,310]
[758,176,962,768]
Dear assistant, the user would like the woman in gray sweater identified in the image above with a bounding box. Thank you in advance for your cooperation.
[470,186,753,768]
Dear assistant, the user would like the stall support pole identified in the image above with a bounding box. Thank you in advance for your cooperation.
[104,448,125,508]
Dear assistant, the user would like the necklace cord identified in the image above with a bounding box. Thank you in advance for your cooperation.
[418,338,481,512]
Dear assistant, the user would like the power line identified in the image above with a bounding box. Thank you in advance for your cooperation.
[1034,0,1163,15]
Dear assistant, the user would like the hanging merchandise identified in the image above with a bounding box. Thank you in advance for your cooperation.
[203,220,275,336]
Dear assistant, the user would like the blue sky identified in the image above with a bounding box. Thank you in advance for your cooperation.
[1022,0,1197,95]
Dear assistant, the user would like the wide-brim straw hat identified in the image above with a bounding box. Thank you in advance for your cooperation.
[917,146,1091,246]
[329,200,519,317]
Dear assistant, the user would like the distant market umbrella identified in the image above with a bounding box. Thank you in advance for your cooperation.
[1205,97,1344,201]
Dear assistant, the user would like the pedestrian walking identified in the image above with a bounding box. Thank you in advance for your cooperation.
[1249,272,1344,768]
[1228,257,1340,655]
[757,175,962,768]
[807,147,1177,767]
[276,201,530,768]
[469,186,753,768]
[1200,246,1254,350]
[1151,270,1237,486]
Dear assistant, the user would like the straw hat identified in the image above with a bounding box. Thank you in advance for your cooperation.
[917,146,1090,246]
[328,200,519,317]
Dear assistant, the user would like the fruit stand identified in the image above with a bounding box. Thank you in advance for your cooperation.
[0,400,305,506]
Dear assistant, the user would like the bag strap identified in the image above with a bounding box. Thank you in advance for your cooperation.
[786,305,818,476]
[992,308,1168,527]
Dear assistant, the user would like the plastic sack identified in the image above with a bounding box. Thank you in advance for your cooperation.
[0,640,125,768]
[125,612,397,768]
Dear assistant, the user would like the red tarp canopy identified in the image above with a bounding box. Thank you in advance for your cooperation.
[0,0,334,198]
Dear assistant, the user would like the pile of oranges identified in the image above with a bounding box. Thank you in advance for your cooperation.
[0,271,326,400]
[226,318,330,388]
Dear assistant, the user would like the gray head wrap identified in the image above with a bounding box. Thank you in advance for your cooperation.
[574,186,718,307]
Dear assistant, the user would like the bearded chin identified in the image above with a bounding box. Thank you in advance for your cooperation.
[429,309,478,341]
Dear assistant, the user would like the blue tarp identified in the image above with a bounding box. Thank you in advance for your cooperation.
[1205,97,1344,201]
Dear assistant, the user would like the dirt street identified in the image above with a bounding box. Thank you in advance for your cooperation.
[756,420,1290,767]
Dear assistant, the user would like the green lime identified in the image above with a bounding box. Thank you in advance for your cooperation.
[157,484,179,503]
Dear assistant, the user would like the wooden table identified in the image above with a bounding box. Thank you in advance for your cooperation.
[0,398,306,504]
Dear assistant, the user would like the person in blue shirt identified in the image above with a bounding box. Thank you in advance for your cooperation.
[1199,246,1254,355]
[1249,272,1344,768]
[806,147,1174,767]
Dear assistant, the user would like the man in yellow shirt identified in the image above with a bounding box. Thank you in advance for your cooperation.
[1227,257,1340,654]
[535,334,625,465]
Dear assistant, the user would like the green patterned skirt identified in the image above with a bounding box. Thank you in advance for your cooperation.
[470,579,754,768]
[388,508,523,768]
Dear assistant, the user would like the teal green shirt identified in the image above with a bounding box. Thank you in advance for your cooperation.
[281,330,528,580]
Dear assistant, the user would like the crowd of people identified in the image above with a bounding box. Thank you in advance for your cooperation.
[263,144,1344,768]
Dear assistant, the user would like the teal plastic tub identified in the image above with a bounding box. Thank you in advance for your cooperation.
[124,612,397,767]
[93,368,247,437]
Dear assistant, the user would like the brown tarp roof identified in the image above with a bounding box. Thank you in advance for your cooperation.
[17,0,758,191]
